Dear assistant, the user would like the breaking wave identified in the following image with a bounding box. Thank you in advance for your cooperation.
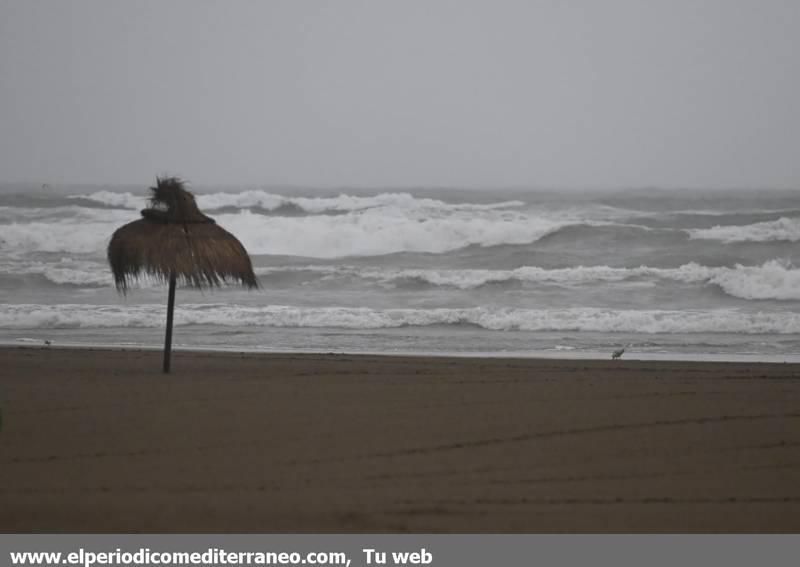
[0,212,133,255]
[0,206,610,258]
[688,217,800,243]
[4,304,800,334]
[7,257,800,301]
[257,260,800,301]
[224,210,578,257]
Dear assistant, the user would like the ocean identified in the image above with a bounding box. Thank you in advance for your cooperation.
[2,184,800,361]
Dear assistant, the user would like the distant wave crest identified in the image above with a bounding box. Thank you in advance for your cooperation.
[75,190,527,214]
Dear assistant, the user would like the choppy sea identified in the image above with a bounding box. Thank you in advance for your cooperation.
[2,184,800,361]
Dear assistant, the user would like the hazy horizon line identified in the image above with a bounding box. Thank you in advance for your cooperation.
[1,180,798,193]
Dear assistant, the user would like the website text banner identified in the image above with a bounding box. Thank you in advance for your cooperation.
[2,535,798,567]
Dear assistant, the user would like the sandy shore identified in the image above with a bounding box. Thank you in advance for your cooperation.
[1,347,799,533]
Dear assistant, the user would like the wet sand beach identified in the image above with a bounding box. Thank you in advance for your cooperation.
[1,347,799,533]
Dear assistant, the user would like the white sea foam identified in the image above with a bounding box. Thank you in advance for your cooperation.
[3,199,581,257]
[697,260,800,300]
[221,209,575,257]
[687,217,800,243]
[3,303,800,334]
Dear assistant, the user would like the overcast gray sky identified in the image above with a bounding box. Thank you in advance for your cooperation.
[0,1,798,188]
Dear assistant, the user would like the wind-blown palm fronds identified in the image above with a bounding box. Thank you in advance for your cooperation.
[108,177,258,292]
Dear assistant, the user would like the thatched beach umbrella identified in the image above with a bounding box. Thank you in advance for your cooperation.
[108,177,258,373]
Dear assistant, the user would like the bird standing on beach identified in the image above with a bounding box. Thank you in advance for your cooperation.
[611,346,625,360]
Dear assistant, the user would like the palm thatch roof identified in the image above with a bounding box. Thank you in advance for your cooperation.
[108,177,258,292]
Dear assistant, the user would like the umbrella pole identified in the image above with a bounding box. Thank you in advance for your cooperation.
[163,274,177,373]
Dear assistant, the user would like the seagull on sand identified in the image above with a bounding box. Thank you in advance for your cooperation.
[611,345,626,360]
